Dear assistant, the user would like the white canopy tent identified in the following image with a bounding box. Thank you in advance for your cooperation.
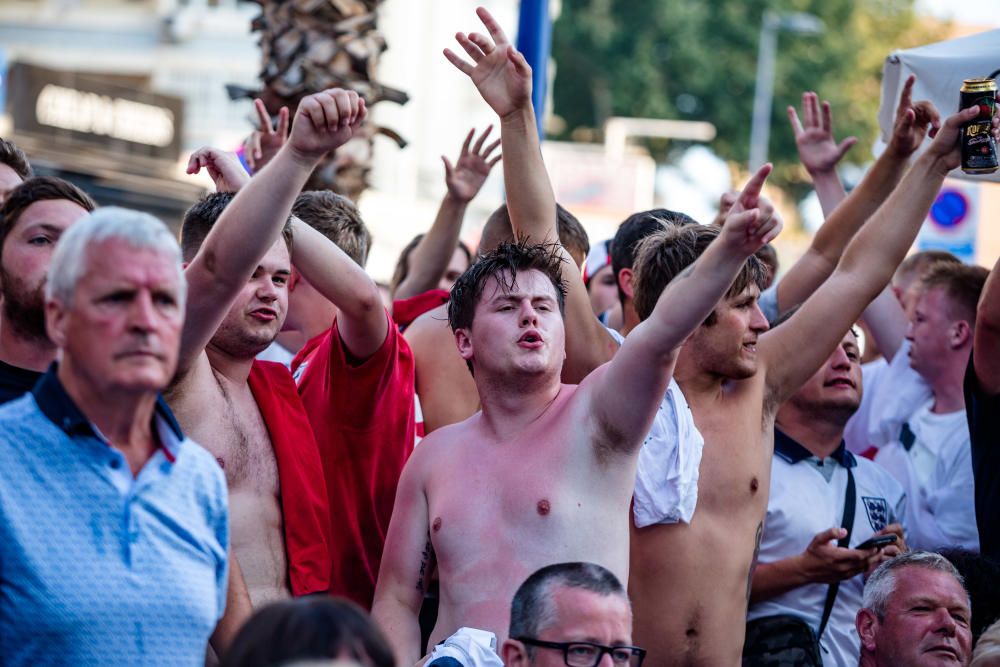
[876,28,1000,182]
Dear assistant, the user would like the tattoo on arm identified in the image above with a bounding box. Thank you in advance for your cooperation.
[746,521,763,603]
[415,533,433,593]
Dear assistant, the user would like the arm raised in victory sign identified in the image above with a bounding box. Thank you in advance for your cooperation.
[586,165,782,457]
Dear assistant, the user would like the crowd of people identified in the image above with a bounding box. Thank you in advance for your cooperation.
[0,7,999,667]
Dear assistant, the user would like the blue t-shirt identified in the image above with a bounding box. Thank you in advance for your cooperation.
[0,369,229,666]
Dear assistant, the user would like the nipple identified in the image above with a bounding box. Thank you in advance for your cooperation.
[750,477,759,493]
[432,517,442,532]
[537,499,551,516]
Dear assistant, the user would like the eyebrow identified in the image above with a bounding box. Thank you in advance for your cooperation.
[21,223,64,235]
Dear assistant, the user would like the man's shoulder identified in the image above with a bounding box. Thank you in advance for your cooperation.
[0,394,48,439]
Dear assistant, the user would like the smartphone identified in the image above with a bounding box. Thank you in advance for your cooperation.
[856,534,898,550]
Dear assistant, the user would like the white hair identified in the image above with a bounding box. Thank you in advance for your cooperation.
[862,551,966,620]
[46,207,186,307]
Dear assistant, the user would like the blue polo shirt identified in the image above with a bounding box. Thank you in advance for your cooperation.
[0,368,229,666]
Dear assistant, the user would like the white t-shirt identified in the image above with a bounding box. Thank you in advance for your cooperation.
[748,430,906,666]
[606,327,703,526]
[874,399,979,551]
[844,340,931,455]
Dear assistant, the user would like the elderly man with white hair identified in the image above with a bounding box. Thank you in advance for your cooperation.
[856,551,973,667]
[0,208,229,667]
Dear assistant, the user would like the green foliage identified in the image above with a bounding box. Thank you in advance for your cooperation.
[551,0,945,199]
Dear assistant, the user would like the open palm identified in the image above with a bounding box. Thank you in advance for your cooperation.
[444,7,532,119]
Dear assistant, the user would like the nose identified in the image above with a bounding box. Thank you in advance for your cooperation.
[256,276,279,302]
[750,301,770,334]
[904,319,915,341]
[128,291,157,332]
[519,300,538,327]
[933,608,958,635]
[830,345,851,370]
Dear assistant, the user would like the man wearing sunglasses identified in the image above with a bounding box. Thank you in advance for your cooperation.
[502,563,645,667]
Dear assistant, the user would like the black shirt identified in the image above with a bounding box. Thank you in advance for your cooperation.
[964,354,1000,560]
[0,360,43,406]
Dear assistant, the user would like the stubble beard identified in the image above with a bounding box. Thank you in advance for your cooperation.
[0,271,50,344]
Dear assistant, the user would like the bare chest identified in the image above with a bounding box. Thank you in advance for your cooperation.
[172,374,280,494]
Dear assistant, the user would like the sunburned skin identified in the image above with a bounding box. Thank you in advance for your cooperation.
[167,363,290,607]
[407,381,636,651]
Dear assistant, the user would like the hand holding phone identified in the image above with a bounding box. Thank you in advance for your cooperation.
[855,534,899,551]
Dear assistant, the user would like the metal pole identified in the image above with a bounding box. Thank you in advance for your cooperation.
[516,0,551,136]
[749,10,779,170]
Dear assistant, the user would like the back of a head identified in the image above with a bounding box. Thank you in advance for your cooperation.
[509,562,628,642]
[221,597,394,667]
[611,209,698,306]
[47,207,185,307]
[631,224,767,323]
[478,204,590,267]
[0,138,33,181]
[0,176,96,252]
[862,551,966,620]
[918,262,989,329]
[939,548,1000,643]
[293,191,371,268]
[894,250,962,290]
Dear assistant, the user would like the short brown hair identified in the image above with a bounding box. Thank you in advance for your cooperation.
[292,190,371,267]
[0,138,32,181]
[180,191,292,263]
[894,250,961,288]
[632,224,768,323]
[478,203,590,266]
[0,176,96,252]
[920,262,988,327]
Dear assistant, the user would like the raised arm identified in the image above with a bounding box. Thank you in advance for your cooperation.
[860,286,910,361]
[762,105,978,404]
[371,454,435,667]
[178,89,366,376]
[788,91,856,216]
[393,126,500,301]
[974,254,1000,394]
[588,166,782,455]
[444,7,617,383]
[289,212,387,360]
[774,76,939,315]
[242,98,289,173]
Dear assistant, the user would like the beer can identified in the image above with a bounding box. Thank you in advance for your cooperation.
[960,78,998,175]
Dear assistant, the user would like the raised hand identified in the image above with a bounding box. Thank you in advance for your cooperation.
[242,99,289,173]
[443,7,532,119]
[288,88,367,163]
[788,92,857,175]
[443,125,501,202]
[718,164,782,256]
[186,146,251,193]
[887,75,942,159]
[923,105,984,173]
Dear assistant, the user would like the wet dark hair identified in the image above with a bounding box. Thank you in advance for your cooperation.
[0,176,96,252]
[448,240,567,335]
[632,224,768,323]
[611,208,698,307]
[221,596,394,667]
[180,191,292,263]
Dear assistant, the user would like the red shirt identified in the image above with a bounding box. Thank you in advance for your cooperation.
[291,312,416,609]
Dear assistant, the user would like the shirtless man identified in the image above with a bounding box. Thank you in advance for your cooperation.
[369,9,782,664]
[167,88,367,606]
[626,105,983,666]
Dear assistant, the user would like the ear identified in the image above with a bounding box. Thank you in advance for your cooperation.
[45,299,68,349]
[182,260,190,270]
[501,639,530,667]
[288,267,301,292]
[952,320,972,348]
[618,268,635,301]
[455,327,474,363]
[856,608,879,653]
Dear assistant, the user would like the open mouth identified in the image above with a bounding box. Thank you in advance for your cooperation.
[250,307,278,322]
[824,377,856,389]
[519,330,543,347]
